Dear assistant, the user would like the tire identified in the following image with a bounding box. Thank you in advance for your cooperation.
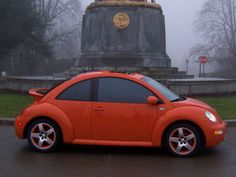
[164,123,201,157]
[27,119,61,152]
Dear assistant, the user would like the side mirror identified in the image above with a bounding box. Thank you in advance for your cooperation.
[147,96,159,105]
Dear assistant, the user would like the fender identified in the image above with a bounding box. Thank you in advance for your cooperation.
[22,103,74,143]
[151,106,212,146]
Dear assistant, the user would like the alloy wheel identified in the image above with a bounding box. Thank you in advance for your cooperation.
[30,122,57,150]
[168,127,197,156]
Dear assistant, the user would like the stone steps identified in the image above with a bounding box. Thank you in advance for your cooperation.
[68,66,194,80]
[149,74,194,80]
[133,67,194,80]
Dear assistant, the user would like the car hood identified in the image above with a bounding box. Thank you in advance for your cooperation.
[171,97,214,111]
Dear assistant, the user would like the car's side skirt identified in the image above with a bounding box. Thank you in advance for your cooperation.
[73,139,153,147]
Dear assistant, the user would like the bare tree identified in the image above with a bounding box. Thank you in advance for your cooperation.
[190,0,236,77]
[16,0,83,76]
[34,0,82,55]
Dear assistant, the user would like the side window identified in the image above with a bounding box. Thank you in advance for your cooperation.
[97,78,154,103]
[57,80,91,101]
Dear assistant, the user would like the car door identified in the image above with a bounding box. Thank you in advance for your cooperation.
[55,79,93,140]
[92,77,159,142]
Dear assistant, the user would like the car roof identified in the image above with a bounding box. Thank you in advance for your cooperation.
[74,71,145,80]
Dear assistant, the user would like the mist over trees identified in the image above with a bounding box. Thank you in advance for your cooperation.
[35,0,82,58]
[190,0,236,78]
[0,0,82,76]
[0,0,48,57]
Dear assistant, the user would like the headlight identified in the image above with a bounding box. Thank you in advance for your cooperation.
[205,111,217,123]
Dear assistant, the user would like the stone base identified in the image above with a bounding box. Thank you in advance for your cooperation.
[78,53,171,67]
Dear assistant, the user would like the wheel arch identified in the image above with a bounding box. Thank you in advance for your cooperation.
[23,115,74,144]
[161,120,206,147]
[23,116,63,140]
[20,103,74,143]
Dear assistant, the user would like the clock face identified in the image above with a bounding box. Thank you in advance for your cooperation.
[113,12,130,29]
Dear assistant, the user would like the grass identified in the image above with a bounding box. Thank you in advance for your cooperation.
[0,92,33,117]
[197,96,236,120]
[0,92,235,120]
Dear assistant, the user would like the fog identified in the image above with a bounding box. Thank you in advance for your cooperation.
[81,0,206,74]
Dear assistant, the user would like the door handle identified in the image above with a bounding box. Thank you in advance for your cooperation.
[94,107,104,112]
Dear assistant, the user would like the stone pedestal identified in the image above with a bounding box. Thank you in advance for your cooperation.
[79,0,171,67]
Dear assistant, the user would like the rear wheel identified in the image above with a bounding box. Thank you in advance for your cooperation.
[27,119,61,152]
[165,124,201,157]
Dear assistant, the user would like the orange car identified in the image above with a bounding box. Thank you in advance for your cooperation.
[15,71,226,157]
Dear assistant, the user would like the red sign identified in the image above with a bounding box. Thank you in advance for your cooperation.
[199,56,208,64]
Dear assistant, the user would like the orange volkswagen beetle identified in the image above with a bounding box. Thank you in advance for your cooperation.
[15,71,226,157]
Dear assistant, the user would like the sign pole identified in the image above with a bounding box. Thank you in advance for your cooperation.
[199,56,208,77]
[199,62,202,77]
[203,63,205,77]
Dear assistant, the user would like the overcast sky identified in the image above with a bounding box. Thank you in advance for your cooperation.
[81,0,206,72]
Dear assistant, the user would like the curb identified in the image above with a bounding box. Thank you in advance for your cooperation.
[226,120,236,127]
[0,118,236,127]
[0,118,15,126]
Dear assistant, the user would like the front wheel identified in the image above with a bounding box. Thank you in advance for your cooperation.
[27,119,61,152]
[165,124,201,157]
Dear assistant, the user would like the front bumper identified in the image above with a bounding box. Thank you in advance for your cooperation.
[205,122,227,147]
[15,115,26,139]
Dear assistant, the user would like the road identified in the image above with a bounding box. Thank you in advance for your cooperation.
[0,126,235,177]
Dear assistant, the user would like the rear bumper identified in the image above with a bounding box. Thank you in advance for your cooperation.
[205,122,227,147]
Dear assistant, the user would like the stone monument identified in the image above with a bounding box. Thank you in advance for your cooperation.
[79,0,170,67]
[76,0,193,79]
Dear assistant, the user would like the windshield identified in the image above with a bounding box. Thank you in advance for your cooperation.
[141,76,181,102]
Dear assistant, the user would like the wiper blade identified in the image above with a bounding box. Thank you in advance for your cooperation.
[171,97,186,102]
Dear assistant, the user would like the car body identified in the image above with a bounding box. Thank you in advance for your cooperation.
[15,71,227,157]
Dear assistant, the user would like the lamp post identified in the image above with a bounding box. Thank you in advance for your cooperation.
[186,59,189,75]
[45,58,49,88]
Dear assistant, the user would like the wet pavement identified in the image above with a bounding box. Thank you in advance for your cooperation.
[0,126,235,177]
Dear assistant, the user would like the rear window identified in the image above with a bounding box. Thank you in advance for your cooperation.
[57,80,91,101]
